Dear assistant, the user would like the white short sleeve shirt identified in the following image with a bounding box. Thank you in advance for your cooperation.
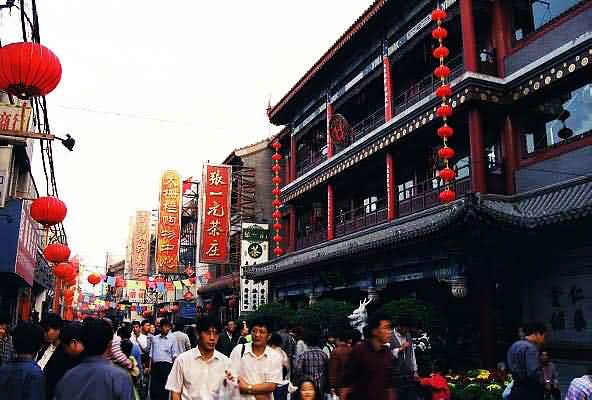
[165,347,230,400]
[229,343,283,400]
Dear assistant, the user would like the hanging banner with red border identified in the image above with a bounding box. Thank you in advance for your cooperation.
[199,164,231,264]
[155,170,182,274]
[130,210,151,279]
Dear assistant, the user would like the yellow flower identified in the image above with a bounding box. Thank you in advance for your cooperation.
[487,384,502,391]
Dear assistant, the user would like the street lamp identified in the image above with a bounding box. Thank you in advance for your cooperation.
[55,134,75,151]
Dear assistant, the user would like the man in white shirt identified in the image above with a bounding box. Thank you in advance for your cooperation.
[390,317,418,400]
[230,318,283,400]
[166,316,230,400]
[131,320,149,354]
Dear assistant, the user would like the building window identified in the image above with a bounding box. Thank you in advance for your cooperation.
[521,83,592,156]
[363,196,378,214]
[398,180,414,201]
[513,0,585,41]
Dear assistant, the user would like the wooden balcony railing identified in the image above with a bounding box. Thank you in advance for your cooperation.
[335,197,388,238]
[295,228,327,251]
[398,164,471,217]
[296,151,327,177]
[350,107,386,142]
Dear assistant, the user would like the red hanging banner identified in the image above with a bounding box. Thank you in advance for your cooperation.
[199,164,232,264]
[155,170,182,273]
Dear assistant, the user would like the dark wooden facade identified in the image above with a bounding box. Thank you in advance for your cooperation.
[248,0,592,373]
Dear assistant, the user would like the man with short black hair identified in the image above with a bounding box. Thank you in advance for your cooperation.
[294,330,329,394]
[36,313,63,371]
[149,319,178,400]
[216,319,239,357]
[0,322,45,400]
[43,322,85,400]
[230,317,283,400]
[506,321,547,400]
[55,319,134,400]
[344,313,396,400]
[171,318,192,355]
[329,329,353,398]
[166,316,230,399]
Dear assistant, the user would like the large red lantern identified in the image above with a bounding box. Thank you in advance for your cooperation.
[31,196,67,228]
[54,262,71,280]
[43,243,70,264]
[0,42,62,99]
[87,272,101,286]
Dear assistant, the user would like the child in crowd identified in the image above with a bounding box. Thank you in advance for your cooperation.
[419,362,451,400]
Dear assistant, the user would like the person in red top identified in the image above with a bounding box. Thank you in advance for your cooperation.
[419,363,450,400]
[342,313,396,400]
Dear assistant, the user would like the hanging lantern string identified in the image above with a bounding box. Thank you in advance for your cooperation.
[432,7,456,203]
[271,141,283,256]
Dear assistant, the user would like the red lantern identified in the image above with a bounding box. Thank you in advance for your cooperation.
[54,262,71,280]
[272,176,282,185]
[273,223,282,231]
[87,272,101,286]
[272,164,281,173]
[272,199,282,208]
[437,125,454,138]
[433,46,449,60]
[435,84,452,99]
[272,141,282,150]
[272,187,281,196]
[439,189,456,203]
[272,210,281,219]
[434,65,451,79]
[43,243,71,264]
[431,26,448,40]
[431,8,447,21]
[436,104,453,118]
[31,196,67,228]
[438,146,455,160]
[273,234,282,243]
[274,247,284,257]
[272,153,282,161]
[439,167,456,182]
[0,42,62,99]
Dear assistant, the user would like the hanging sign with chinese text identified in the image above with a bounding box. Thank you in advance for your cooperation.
[240,223,269,314]
[199,164,232,264]
[0,101,33,132]
[130,210,151,279]
[155,170,182,273]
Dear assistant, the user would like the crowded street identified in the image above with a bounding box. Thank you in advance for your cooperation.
[0,0,591,399]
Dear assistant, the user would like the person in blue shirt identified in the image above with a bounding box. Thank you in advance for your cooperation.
[55,318,134,400]
[148,318,178,400]
[0,322,46,400]
[118,325,144,381]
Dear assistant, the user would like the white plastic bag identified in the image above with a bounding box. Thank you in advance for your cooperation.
[216,377,241,400]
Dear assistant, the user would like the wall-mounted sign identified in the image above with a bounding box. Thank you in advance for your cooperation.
[0,145,12,208]
[240,223,269,314]
[155,171,182,273]
[199,164,232,264]
[130,210,151,279]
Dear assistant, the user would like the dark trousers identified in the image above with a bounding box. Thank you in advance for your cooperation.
[150,362,173,400]
[395,375,420,400]
[273,383,289,400]
[508,381,544,400]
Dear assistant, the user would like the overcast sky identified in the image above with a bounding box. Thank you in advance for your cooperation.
[2,1,371,268]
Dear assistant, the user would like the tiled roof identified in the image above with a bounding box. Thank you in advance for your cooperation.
[268,0,388,122]
[197,273,240,295]
[246,176,592,279]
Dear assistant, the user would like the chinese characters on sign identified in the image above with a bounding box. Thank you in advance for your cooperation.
[130,210,151,279]
[199,164,231,264]
[156,171,182,273]
[240,223,269,314]
[0,101,33,132]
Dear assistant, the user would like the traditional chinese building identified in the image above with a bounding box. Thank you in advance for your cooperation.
[246,0,592,376]
[198,138,275,321]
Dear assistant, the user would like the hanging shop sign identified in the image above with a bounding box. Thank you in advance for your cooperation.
[130,210,151,279]
[0,145,12,208]
[156,170,182,273]
[240,222,269,314]
[199,164,232,264]
[0,101,33,132]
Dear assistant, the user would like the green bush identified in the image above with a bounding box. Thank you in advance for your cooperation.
[378,298,446,333]
[244,302,297,330]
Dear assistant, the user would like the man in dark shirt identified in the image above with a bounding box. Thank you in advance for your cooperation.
[294,330,329,394]
[55,318,134,400]
[43,322,84,400]
[329,329,352,398]
[215,319,239,357]
[506,321,547,400]
[344,313,396,400]
[0,322,46,400]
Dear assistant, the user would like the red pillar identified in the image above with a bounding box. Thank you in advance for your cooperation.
[491,0,511,77]
[290,135,297,182]
[326,102,334,158]
[460,0,479,72]
[327,184,334,240]
[386,153,396,221]
[383,55,393,121]
[288,206,296,253]
[502,116,519,194]
[469,109,487,193]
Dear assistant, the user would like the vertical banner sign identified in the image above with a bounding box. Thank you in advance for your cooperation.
[131,210,151,279]
[240,223,269,314]
[199,164,232,264]
[15,200,39,286]
[156,170,182,273]
[0,146,12,208]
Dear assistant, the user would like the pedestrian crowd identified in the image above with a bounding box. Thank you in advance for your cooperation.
[0,314,590,400]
